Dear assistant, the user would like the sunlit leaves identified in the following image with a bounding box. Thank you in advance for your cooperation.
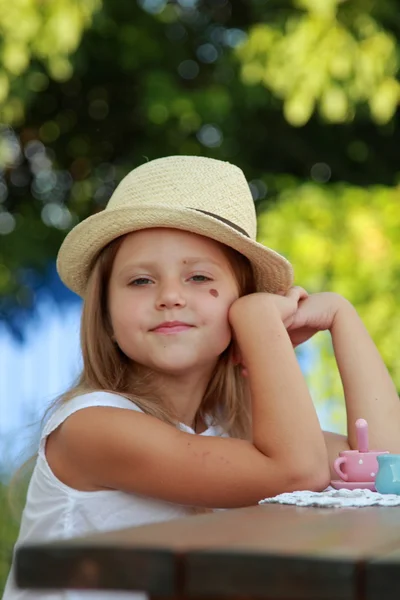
[237,0,400,125]
[0,0,101,124]
[0,0,399,366]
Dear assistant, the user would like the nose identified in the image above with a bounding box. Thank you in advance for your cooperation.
[155,279,187,310]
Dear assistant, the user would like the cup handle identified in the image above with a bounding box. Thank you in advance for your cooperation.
[334,457,348,481]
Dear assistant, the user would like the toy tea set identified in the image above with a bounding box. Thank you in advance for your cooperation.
[331,418,400,495]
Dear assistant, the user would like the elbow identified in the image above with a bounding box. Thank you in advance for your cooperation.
[287,462,331,493]
[303,467,331,492]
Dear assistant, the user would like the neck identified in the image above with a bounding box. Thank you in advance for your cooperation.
[159,370,212,430]
[131,364,215,431]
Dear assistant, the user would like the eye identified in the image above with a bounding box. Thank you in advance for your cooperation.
[190,275,212,282]
[129,277,153,286]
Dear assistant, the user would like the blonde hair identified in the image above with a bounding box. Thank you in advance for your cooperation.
[58,234,255,437]
[10,233,256,514]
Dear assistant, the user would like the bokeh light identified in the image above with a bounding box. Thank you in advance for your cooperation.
[196,124,223,147]
[178,59,200,80]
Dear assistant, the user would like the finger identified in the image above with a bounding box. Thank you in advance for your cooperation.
[296,286,309,300]
[285,286,308,302]
[282,315,294,329]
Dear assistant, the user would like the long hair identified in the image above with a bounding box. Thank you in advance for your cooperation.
[53,234,256,437]
[9,234,256,514]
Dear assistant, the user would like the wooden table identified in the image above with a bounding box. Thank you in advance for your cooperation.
[15,504,400,600]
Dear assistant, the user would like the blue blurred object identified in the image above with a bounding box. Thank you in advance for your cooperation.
[375,454,400,495]
[0,261,80,341]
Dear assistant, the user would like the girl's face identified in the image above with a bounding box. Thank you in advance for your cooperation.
[108,228,240,376]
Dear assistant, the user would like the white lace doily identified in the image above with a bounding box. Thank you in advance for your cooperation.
[259,488,400,508]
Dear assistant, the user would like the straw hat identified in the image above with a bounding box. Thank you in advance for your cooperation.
[57,155,293,296]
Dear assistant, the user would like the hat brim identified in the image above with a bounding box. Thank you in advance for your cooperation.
[57,205,293,297]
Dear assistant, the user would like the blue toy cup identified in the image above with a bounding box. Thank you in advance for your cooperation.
[375,454,400,495]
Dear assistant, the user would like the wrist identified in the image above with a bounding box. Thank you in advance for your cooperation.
[330,294,355,331]
[229,293,280,328]
[229,298,286,351]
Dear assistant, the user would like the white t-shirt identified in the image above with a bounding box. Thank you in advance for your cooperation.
[3,391,228,600]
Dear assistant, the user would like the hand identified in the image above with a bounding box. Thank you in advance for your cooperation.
[286,292,345,348]
[269,286,310,324]
[229,286,309,326]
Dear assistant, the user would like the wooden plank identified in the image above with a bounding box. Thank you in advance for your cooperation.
[17,506,322,551]
[15,504,400,597]
[185,553,356,600]
[16,547,175,595]
[183,506,400,600]
[365,547,400,600]
[16,505,400,558]
[35,504,399,558]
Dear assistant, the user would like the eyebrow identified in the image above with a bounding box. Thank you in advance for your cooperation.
[117,257,223,276]
[182,257,223,267]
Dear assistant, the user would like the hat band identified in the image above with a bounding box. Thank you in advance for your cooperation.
[189,208,250,238]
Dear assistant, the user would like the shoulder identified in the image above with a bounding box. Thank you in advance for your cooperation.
[43,390,143,435]
[43,391,146,492]
[62,390,144,412]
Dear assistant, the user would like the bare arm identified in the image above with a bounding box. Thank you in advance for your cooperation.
[230,292,329,476]
[331,297,400,452]
[51,406,328,509]
[323,431,350,479]
[285,290,400,475]
[50,291,330,508]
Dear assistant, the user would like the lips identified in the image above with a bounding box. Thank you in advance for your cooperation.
[151,321,193,334]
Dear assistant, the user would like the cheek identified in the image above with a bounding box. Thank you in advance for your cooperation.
[205,293,235,333]
[109,292,143,335]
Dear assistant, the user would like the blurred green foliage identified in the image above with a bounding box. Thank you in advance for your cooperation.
[0,483,20,591]
[238,0,400,125]
[258,180,400,425]
[1,0,400,311]
[0,0,100,123]
[1,0,400,591]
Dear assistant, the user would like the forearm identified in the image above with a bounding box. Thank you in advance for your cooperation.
[331,298,400,451]
[232,300,328,476]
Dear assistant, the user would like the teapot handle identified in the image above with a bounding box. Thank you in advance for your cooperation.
[334,456,348,481]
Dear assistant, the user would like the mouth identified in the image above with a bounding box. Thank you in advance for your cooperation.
[151,321,194,334]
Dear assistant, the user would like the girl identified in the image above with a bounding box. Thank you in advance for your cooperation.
[4,155,400,599]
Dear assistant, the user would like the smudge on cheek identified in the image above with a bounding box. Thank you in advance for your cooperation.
[209,288,219,298]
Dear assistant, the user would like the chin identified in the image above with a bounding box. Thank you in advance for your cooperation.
[151,355,218,376]
[152,362,199,375]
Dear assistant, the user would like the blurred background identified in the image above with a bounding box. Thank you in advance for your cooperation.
[1,0,400,592]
